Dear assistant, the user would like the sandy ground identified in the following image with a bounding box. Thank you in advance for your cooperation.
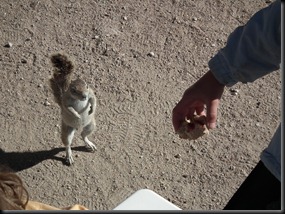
[0,0,281,210]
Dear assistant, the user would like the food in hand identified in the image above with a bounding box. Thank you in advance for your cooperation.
[176,115,209,140]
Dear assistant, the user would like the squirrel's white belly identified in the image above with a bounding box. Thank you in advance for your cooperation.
[73,99,89,113]
[62,99,92,129]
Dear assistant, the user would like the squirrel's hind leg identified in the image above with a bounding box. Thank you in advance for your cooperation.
[81,120,97,152]
[61,122,76,165]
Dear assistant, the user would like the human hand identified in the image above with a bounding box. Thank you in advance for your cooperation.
[172,71,225,133]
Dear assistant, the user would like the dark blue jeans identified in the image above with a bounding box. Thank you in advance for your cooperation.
[223,161,281,210]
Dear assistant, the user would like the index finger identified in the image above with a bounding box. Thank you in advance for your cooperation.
[206,99,219,129]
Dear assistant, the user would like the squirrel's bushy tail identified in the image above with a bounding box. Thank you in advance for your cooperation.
[50,53,74,105]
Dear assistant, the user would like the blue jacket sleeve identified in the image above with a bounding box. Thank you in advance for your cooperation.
[208,0,281,87]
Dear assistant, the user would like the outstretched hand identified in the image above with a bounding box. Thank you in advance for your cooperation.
[172,71,225,133]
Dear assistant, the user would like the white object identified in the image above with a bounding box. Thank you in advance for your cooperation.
[113,189,182,210]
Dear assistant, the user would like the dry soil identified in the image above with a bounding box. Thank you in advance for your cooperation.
[0,0,281,210]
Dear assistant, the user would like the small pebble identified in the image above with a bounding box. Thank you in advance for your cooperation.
[192,17,198,21]
[229,88,239,95]
[229,165,235,170]
[21,59,27,64]
[147,52,155,57]
[44,100,51,106]
[4,42,13,48]
[256,101,261,108]
[174,154,181,158]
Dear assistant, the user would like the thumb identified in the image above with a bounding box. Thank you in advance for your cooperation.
[206,99,219,129]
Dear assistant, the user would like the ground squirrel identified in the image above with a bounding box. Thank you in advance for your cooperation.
[50,53,97,165]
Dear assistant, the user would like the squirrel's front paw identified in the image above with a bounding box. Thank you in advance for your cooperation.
[74,113,81,119]
[88,107,93,115]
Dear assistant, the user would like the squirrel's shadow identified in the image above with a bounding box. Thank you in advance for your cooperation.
[0,146,90,172]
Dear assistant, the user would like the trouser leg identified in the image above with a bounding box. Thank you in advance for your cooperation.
[224,161,281,210]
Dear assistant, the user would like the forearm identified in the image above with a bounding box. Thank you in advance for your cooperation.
[209,0,281,87]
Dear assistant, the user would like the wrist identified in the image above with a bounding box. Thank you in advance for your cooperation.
[205,70,225,87]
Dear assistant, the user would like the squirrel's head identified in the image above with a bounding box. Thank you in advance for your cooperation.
[69,79,89,101]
